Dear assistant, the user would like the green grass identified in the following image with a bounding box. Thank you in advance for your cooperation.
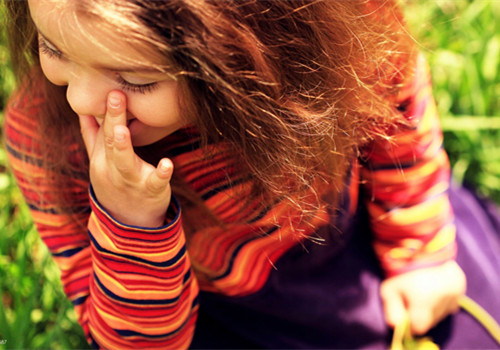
[405,0,500,202]
[0,191,89,349]
[1,1,500,349]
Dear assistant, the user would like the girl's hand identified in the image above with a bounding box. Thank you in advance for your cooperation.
[380,260,466,335]
[79,91,173,228]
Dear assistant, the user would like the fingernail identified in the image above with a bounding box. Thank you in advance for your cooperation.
[115,130,125,142]
[108,93,121,108]
[160,160,171,173]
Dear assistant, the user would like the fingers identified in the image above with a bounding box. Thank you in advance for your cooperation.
[146,158,173,193]
[380,282,407,330]
[381,280,439,336]
[381,261,467,337]
[113,124,173,193]
[100,90,174,193]
[79,114,100,158]
[408,304,435,335]
[408,293,460,335]
[112,125,136,175]
[103,91,127,157]
[103,90,138,176]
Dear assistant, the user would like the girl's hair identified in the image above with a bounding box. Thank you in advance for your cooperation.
[5,0,416,222]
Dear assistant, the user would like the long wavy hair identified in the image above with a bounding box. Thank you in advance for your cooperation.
[5,0,416,222]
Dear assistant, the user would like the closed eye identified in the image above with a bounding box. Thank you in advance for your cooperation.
[38,35,63,59]
[115,74,159,95]
[38,32,160,95]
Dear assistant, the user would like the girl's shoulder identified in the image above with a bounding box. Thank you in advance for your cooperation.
[5,74,46,124]
[3,73,50,158]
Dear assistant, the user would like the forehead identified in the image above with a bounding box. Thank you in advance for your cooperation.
[28,0,170,71]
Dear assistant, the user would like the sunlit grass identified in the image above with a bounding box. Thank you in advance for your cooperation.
[405,0,500,201]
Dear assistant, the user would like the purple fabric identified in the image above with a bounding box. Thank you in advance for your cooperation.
[190,184,500,349]
[429,184,500,349]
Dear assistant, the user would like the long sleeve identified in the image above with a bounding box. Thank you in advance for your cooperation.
[360,54,457,277]
[4,91,199,349]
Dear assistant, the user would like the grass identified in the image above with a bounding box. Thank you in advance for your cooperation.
[1,1,500,349]
[405,0,500,201]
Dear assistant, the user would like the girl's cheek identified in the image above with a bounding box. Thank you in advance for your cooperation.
[127,83,184,127]
[39,56,68,86]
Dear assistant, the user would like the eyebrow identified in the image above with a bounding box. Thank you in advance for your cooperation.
[36,26,166,74]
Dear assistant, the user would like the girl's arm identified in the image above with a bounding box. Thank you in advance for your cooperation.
[360,54,465,334]
[4,91,199,349]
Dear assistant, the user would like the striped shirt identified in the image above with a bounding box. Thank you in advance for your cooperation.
[4,54,456,349]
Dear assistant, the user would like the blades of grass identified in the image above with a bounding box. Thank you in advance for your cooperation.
[10,277,39,349]
[482,35,500,83]
[464,57,486,115]
[0,291,11,345]
[35,300,68,350]
[9,299,30,349]
[479,173,500,194]
[484,161,500,177]
[451,158,470,185]
[441,116,500,131]
[477,148,500,162]
[431,49,465,115]
[494,0,500,16]
[460,0,490,27]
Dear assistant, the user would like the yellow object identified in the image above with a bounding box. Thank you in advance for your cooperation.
[458,295,500,345]
[390,295,500,350]
[390,313,439,350]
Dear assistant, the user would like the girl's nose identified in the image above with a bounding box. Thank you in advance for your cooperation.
[65,68,107,118]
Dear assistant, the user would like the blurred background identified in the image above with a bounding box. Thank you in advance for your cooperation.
[1,1,500,349]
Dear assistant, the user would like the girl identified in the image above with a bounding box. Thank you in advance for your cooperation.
[4,0,500,348]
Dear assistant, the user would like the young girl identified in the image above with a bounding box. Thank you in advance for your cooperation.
[4,0,500,348]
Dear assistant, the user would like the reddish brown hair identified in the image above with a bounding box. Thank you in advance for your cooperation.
[5,0,416,219]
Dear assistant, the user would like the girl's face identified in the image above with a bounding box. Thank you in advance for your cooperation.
[28,0,191,146]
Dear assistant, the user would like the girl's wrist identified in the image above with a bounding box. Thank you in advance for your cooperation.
[89,184,173,229]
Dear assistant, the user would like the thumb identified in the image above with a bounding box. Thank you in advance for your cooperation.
[380,282,407,329]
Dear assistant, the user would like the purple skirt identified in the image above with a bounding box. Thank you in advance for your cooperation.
[190,184,500,349]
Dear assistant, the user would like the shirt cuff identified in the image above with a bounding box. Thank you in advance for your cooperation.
[88,184,182,235]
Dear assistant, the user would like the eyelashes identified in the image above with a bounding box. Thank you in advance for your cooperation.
[38,36,63,59]
[115,75,159,95]
[37,35,159,95]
